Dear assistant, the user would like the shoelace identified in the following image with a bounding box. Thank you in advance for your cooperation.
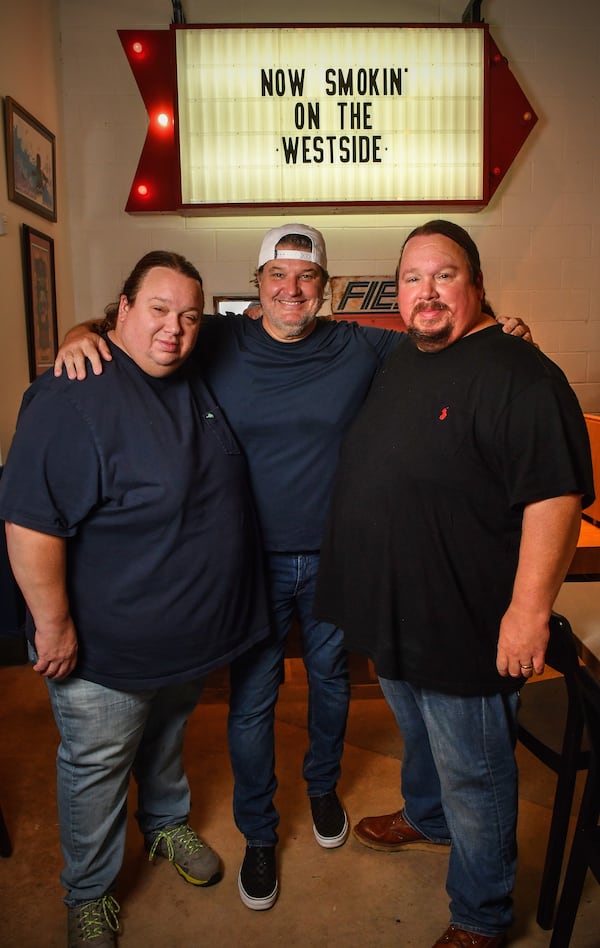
[441,926,489,946]
[243,847,275,892]
[148,824,203,863]
[312,793,343,828]
[77,894,120,939]
[252,848,271,877]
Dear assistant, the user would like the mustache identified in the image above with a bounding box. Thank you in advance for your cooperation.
[412,300,449,316]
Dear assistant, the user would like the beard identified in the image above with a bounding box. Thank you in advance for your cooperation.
[267,312,317,339]
[406,301,452,351]
[407,322,453,352]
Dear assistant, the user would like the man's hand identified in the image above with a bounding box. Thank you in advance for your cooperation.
[54,323,111,380]
[33,618,78,680]
[496,314,534,343]
[496,494,582,678]
[244,303,263,320]
[5,523,78,680]
[496,604,549,678]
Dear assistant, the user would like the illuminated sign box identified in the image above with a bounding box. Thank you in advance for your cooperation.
[119,24,537,213]
[178,26,484,205]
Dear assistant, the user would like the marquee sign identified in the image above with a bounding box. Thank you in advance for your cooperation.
[118,23,537,213]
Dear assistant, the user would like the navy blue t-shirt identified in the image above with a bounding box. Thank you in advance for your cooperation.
[0,341,270,689]
[193,316,401,550]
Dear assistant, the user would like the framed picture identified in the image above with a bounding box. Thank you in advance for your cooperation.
[4,96,57,222]
[213,295,260,316]
[22,225,58,381]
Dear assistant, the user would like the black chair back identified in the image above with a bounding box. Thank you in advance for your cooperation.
[550,665,600,946]
[0,467,27,665]
[517,611,590,929]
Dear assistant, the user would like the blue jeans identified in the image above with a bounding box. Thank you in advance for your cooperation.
[228,552,350,845]
[45,674,205,905]
[379,677,519,937]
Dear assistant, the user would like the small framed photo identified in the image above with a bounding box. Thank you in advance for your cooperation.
[4,96,57,222]
[213,295,260,316]
[22,225,58,381]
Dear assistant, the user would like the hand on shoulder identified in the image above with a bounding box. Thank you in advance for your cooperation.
[54,322,112,380]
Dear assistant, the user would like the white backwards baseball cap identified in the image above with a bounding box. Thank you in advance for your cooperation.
[258,223,327,271]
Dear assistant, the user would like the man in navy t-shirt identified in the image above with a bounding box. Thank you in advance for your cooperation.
[0,252,269,944]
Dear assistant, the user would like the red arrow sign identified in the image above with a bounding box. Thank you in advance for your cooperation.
[118,24,537,213]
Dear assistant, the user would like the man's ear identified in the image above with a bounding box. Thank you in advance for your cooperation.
[475,271,485,299]
[117,295,129,321]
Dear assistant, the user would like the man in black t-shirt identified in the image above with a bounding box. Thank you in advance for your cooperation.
[315,220,594,948]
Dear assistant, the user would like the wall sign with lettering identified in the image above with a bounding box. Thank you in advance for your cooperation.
[331,276,406,331]
[118,23,537,214]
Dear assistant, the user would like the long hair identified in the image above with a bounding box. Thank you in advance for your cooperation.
[100,251,203,331]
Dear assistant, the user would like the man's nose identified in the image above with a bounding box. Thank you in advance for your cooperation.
[282,275,302,295]
[419,278,439,299]
[164,312,183,333]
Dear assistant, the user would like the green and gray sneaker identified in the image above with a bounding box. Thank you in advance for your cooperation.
[145,823,222,886]
[67,894,120,946]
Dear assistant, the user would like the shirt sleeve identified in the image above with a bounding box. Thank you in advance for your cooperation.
[0,389,102,537]
[496,375,594,511]
[356,323,406,361]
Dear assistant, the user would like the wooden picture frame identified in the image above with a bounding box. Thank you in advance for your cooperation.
[4,96,57,222]
[22,225,58,381]
[213,295,260,316]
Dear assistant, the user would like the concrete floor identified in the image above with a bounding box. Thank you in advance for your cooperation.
[0,665,598,947]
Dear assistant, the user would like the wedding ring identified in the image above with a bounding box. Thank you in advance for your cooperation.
[520,663,533,670]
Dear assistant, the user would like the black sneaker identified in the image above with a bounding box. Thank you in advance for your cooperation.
[238,845,278,910]
[310,791,349,848]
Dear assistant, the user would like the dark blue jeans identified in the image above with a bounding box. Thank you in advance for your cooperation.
[228,552,350,845]
[379,677,519,936]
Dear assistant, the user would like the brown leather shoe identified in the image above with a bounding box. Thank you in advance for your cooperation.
[352,810,450,853]
[432,924,507,947]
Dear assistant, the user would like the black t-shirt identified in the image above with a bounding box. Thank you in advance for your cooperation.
[315,326,594,695]
[0,341,270,689]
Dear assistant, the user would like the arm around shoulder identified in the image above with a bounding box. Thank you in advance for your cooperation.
[496,314,535,343]
[54,320,111,380]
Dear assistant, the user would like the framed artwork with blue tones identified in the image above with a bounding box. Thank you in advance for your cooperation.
[4,97,57,222]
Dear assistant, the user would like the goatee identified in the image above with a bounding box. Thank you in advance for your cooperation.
[407,324,452,352]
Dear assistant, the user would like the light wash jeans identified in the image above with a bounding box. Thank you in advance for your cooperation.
[379,676,519,937]
[45,673,205,905]
[228,552,350,845]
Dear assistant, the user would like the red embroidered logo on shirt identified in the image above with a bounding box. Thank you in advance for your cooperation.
[439,406,449,421]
